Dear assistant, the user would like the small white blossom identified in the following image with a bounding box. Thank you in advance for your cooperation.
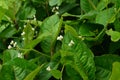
[57,35,63,41]
[10,40,14,45]
[24,25,26,28]
[78,36,84,40]
[8,45,12,49]
[21,32,25,36]
[56,6,59,10]
[46,66,51,71]
[78,36,82,39]
[52,7,56,12]
[13,42,17,47]
[81,37,85,41]
[68,40,75,47]
[55,11,59,15]
[33,15,36,20]
[18,53,23,58]
[22,38,25,40]
[32,28,35,31]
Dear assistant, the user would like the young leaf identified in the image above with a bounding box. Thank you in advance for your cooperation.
[109,62,120,80]
[24,64,44,80]
[50,69,62,79]
[96,8,116,26]
[106,29,120,42]
[40,14,62,53]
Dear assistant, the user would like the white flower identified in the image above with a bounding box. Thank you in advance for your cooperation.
[56,6,59,10]
[34,18,36,21]
[68,40,75,47]
[55,11,59,15]
[32,28,35,31]
[10,40,14,45]
[24,25,26,28]
[78,36,84,40]
[57,35,63,41]
[21,32,25,36]
[33,15,36,20]
[13,42,17,47]
[22,38,25,40]
[52,7,56,12]
[18,53,23,58]
[8,45,12,49]
[46,66,51,71]
[78,36,82,39]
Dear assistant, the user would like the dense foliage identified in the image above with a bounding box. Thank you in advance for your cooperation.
[0,0,120,80]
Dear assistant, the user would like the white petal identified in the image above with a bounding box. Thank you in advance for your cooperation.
[8,45,12,49]
[46,66,51,71]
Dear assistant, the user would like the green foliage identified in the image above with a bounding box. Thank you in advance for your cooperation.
[0,0,120,80]
[109,62,120,80]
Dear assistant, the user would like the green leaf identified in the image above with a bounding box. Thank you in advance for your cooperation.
[36,62,59,80]
[64,24,78,36]
[40,14,62,53]
[106,29,120,42]
[4,58,37,70]
[109,62,120,80]
[95,54,120,80]
[59,3,77,14]
[16,5,36,20]
[27,33,50,49]
[61,28,96,80]
[5,0,22,20]
[0,0,8,9]
[3,50,20,63]
[65,65,82,80]
[80,10,98,20]
[97,0,108,10]
[49,0,62,6]
[24,64,44,80]
[0,65,15,80]
[50,69,62,79]
[0,25,17,38]
[22,23,34,48]
[96,8,116,26]
[80,0,94,13]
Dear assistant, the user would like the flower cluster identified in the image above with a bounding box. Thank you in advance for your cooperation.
[57,35,63,41]
[46,66,51,71]
[68,40,75,47]
[18,52,23,58]
[8,40,17,49]
[52,6,59,15]
[78,36,85,40]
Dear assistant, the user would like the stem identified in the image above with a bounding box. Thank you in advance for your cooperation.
[17,47,50,58]
[60,65,65,80]
[32,49,51,58]
[45,1,49,16]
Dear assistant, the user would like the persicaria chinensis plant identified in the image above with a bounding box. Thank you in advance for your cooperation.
[0,0,120,80]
